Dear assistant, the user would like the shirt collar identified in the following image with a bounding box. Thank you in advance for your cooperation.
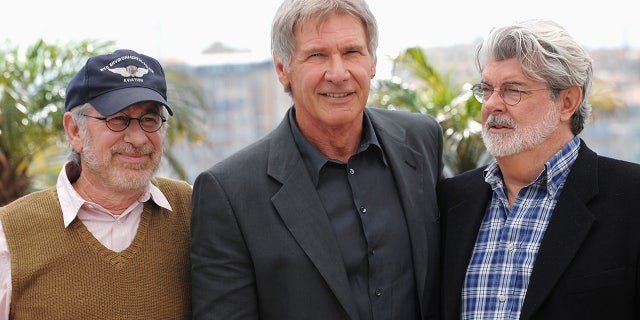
[289,106,386,186]
[484,136,581,196]
[57,161,173,228]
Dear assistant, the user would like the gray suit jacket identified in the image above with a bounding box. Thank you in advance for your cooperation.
[191,106,443,320]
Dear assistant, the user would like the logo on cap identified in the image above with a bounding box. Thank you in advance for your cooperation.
[108,65,150,78]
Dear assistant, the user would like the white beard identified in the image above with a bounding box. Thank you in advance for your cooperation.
[482,102,560,157]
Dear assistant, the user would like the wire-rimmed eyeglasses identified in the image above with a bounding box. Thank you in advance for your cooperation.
[471,83,549,106]
[82,112,166,133]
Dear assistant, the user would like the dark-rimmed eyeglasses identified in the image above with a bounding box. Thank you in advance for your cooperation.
[471,83,549,106]
[82,112,166,133]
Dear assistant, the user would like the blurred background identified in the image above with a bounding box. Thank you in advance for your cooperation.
[1,0,638,205]
[4,0,638,77]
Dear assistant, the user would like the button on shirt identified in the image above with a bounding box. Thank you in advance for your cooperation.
[462,137,580,320]
[289,108,419,320]
[0,161,173,320]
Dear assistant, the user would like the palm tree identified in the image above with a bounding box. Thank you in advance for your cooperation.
[0,39,206,206]
[0,39,107,204]
[370,47,488,177]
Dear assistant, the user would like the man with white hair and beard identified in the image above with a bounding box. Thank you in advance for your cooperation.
[438,19,640,320]
[0,49,192,319]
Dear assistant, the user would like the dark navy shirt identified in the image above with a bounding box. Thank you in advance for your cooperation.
[289,107,419,320]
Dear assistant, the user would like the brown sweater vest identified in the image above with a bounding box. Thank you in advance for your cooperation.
[0,177,192,320]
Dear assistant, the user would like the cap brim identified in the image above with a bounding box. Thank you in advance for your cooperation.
[89,87,173,116]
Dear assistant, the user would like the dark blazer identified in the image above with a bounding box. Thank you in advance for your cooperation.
[438,141,640,319]
[191,107,443,320]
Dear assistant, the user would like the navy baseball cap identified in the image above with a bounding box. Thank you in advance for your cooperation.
[65,49,173,116]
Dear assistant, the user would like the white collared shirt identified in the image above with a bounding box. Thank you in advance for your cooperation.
[0,162,173,320]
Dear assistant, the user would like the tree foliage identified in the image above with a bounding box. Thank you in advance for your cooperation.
[370,47,489,177]
[0,39,113,204]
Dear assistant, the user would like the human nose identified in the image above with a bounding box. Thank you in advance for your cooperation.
[123,118,150,144]
[483,89,507,112]
[325,55,350,82]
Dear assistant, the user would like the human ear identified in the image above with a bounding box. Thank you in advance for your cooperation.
[63,112,83,154]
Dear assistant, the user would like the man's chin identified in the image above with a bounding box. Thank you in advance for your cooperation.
[484,138,518,157]
[112,174,153,191]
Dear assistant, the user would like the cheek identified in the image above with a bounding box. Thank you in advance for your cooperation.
[291,63,324,84]
[149,134,164,150]
[480,107,491,123]
[83,129,121,153]
[348,58,375,81]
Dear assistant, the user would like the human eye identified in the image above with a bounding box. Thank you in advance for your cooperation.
[479,85,494,95]
[502,86,524,97]
[501,84,525,93]
[305,50,325,59]
[107,115,129,126]
[140,114,160,125]
[499,85,525,105]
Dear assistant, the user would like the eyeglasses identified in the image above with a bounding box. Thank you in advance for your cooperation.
[471,83,549,106]
[82,112,166,133]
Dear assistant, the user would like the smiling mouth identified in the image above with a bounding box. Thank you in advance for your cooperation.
[324,92,351,98]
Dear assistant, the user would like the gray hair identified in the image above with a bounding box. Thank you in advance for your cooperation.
[474,19,594,135]
[271,0,379,72]
[67,103,91,165]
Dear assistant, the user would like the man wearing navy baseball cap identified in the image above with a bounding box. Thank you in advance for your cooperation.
[65,49,174,116]
[0,49,192,319]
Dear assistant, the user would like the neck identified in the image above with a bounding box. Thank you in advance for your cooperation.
[73,174,144,215]
[297,117,363,163]
[495,133,575,207]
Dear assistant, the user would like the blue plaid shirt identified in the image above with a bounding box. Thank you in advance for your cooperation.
[461,137,580,319]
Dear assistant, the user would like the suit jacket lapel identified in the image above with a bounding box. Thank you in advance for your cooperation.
[266,117,360,320]
[520,143,598,319]
[442,169,493,313]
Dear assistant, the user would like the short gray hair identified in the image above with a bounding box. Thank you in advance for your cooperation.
[67,103,91,165]
[271,0,379,71]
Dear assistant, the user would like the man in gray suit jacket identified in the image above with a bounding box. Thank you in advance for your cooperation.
[190,0,444,319]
